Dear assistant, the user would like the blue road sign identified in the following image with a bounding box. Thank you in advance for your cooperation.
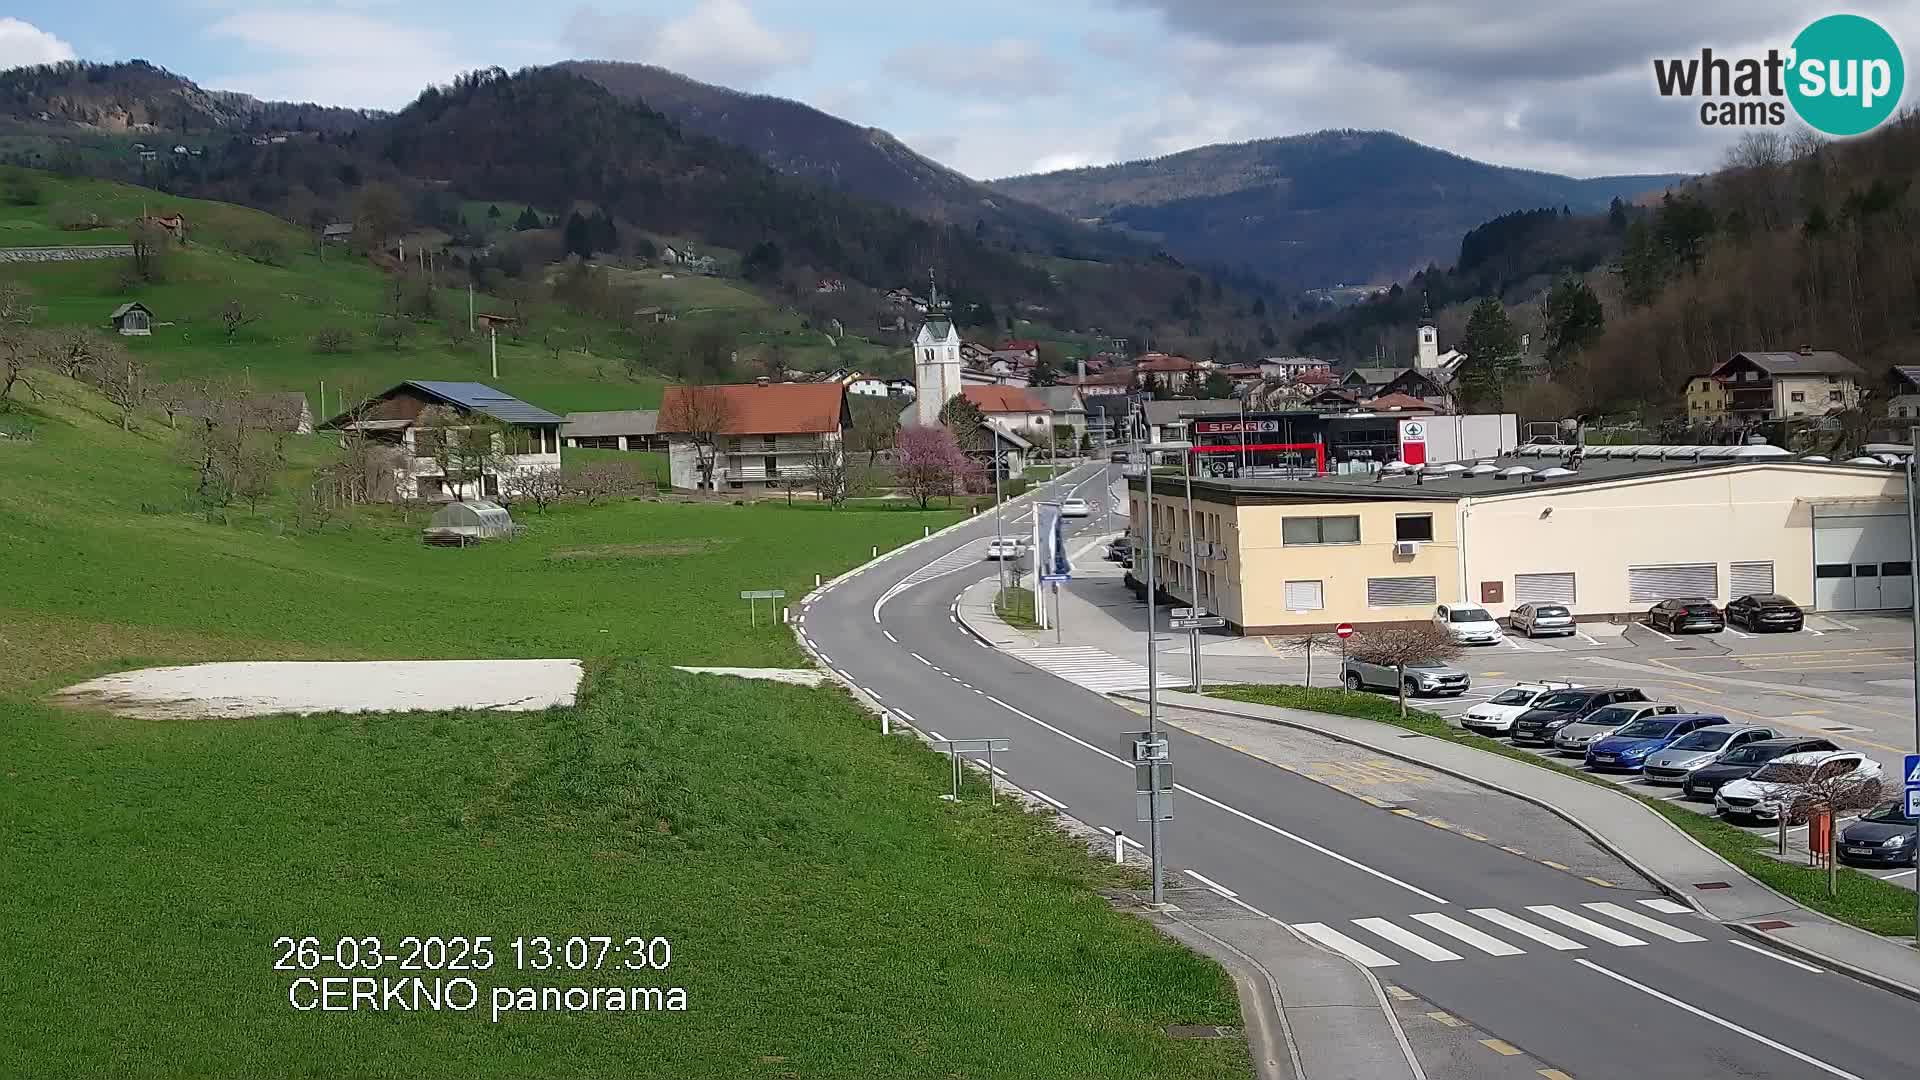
[1905,754,1920,789]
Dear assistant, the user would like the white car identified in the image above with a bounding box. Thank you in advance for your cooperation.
[1060,498,1091,518]
[983,537,1025,560]
[1715,751,1885,822]
[1435,603,1503,645]
[1459,682,1579,735]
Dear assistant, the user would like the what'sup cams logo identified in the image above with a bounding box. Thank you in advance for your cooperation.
[1653,14,1904,136]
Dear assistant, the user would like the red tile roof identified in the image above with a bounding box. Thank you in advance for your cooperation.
[1362,392,1438,412]
[657,382,846,435]
[962,385,1046,413]
[1000,339,1040,352]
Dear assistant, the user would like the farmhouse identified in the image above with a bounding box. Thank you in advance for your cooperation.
[320,381,563,502]
[561,410,665,451]
[657,380,850,493]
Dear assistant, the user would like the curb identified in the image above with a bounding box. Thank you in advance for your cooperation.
[1724,920,1920,1004]
[1151,917,1301,1080]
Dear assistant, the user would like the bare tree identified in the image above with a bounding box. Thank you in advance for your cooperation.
[182,383,293,511]
[218,299,258,343]
[847,396,900,470]
[86,349,147,430]
[48,326,110,380]
[803,448,851,508]
[128,218,167,282]
[1346,623,1464,717]
[1274,630,1338,689]
[153,380,196,429]
[0,281,42,408]
[659,384,734,491]
[1765,757,1889,895]
[499,466,565,512]
[413,406,510,502]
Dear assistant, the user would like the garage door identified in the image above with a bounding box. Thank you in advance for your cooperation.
[1367,576,1437,607]
[1628,564,1718,602]
[1729,561,1775,596]
[1813,510,1911,611]
[1514,572,1576,605]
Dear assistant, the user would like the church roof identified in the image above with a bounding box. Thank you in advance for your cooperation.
[915,316,958,345]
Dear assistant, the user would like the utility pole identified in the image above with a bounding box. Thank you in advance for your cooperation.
[468,284,474,332]
[1908,427,1920,945]
[490,326,498,380]
[994,445,1007,600]
[1183,450,1202,691]
[1140,438,1189,907]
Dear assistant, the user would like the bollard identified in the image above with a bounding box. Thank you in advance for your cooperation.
[872,545,878,557]
[1114,830,1126,865]
[924,525,930,538]
[814,573,822,587]
[781,607,790,624]
[881,711,890,735]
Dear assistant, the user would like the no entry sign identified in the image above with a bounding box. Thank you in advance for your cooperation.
[1335,623,1355,639]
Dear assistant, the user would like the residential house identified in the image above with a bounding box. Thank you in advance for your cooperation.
[1341,366,1447,403]
[998,340,1041,365]
[1305,387,1361,409]
[1885,367,1920,422]
[884,378,916,397]
[142,213,187,242]
[1135,354,1201,392]
[815,277,846,294]
[1138,398,1243,446]
[962,385,1053,440]
[319,381,563,502]
[1261,356,1335,379]
[660,245,684,264]
[657,380,851,493]
[634,307,677,324]
[1709,348,1864,422]
[562,410,665,451]
[322,223,354,244]
[1685,375,1731,424]
[1028,385,1088,441]
[845,376,892,398]
[959,340,996,367]
[1216,363,1266,385]
[1061,368,1136,398]
[1358,392,1439,414]
[108,301,154,336]
[1082,395,1135,445]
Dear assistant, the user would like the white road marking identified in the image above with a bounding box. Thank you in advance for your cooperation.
[981,693,1449,903]
[1183,869,1238,897]
[1583,902,1705,943]
[1353,917,1462,962]
[892,708,918,727]
[1878,868,1917,879]
[883,630,898,643]
[911,652,932,666]
[1727,938,1825,973]
[1824,616,1859,631]
[1637,898,1695,915]
[1293,923,1399,968]
[1526,905,1646,946]
[926,729,945,741]
[860,687,882,700]
[1576,632,1601,646]
[1005,645,1153,692]
[1807,628,1826,636]
[1574,959,1863,1079]
[1725,626,1752,639]
[1469,908,1586,951]
[1030,790,1067,810]
[818,653,834,664]
[1641,623,1677,642]
[1409,912,1524,956]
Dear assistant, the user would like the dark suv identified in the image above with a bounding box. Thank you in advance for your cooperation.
[1682,736,1841,799]
[1509,687,1651,746]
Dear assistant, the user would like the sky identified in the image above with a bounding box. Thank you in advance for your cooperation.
[4,1,1917,181]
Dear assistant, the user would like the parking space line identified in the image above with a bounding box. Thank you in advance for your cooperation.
[1641,623,1677,643]
[1879,868,1917,880]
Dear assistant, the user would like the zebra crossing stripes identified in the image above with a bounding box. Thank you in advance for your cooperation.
[1292,899,1705,968]
[1003,645,1153,693]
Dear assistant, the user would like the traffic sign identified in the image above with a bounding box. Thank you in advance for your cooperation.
[1335,623,1355,639]
[1904,754,1920,788]
[1128,732,1169,762]
[740,589,786,600]
[1908,788,1920,818]
[1171,606,1207,618]
[1170,616,1225,630]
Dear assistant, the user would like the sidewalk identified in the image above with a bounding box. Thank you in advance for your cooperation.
[1125,687,1920,1003]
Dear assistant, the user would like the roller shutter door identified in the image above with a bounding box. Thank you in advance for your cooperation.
[1367,576,1437,607]
[1629,564,1718,602]
[1513,572,1576,605]
[1729,561,1775,596]
[1284,580,1324,611]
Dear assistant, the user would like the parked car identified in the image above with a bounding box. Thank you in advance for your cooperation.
[1459,682,1580,735]
[1060,497,1091,518]
[1104,538,1133,562]
[1510,687,1651,746]
[1682,737,1842,799]
[1838,801,1920,867]
[1725,593,1805,632]
[1551,702,1680,756]
[1640,726,1778,784]
[1586,714,1729,772]
[1646,598,1725,634]
[1109,450,1131,464]
[1344,658,1470,697]
[1509,602,1576,638]
[984,537,1025,560]
[1716,750,1884,823]
[1434,603,1503,645]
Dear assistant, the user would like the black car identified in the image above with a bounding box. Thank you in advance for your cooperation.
[1509,687,1651,746]
[1681,736,1841,799]
[1647,598,1724,634]
[1838,801,1920,867]
[1109,450,1131,464]
[1725,593,1805,632]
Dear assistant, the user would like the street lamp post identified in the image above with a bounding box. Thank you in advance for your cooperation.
[994,444,1006,599]
[1908,427,1920,945]
[1140,439,1190,907]
[1182,448,1202,691]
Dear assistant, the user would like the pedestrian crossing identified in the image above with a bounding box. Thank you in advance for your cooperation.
[1291,899,1706,967]
[1004,645,1153,693]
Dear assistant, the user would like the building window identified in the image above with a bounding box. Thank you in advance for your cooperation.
[1367,576,1437,607]
[1827,376,1838,384]
[1789,391,1806,403]
[1283,580,1324,611]
[1829,390,1843,403]
[764,455,778,477]
[1394,514,1435,543]
[1282,515,1360,546]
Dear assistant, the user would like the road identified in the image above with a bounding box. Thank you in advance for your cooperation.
[801,461,1918,1080]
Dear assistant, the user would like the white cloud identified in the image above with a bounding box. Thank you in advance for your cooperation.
[0,17,77,70]
[885,38,1065,102]
[204,10,472,107]
[563,0,813,88]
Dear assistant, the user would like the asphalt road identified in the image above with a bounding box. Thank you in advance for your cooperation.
[801,462,1917,1080]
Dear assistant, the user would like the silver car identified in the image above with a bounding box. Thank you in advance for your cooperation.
[1641,725,1777,784]
[1552,702,1678,755]
[1509,602,1576,638]
[1344,658,1471,697]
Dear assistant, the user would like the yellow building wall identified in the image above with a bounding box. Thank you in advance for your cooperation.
[1461,465,1901,618]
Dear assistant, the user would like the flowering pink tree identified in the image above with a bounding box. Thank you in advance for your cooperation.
[896,424,971,509]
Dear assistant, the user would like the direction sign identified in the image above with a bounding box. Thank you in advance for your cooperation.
[1908,788,1920,818]
[1171,606,1207,618]
[932,738,1012,755]
[740,590,786,600]
[1905,754,1920,789]
[1128,732,1169,762]
[1170,616,1226,630]
[1335,622,1355,639]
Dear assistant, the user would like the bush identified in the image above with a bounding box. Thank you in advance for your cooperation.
[242,236,288,266]
[48,202,103,230]
[372,318,411,351]
[1,170,41,207]
[311,327,352,354]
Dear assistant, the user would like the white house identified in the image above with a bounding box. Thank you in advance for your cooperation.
[962,385,1053,441]
[657,380,851,493]
[320,381,563,502]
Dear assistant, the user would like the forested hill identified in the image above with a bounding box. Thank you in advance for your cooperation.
[0,60,379,134]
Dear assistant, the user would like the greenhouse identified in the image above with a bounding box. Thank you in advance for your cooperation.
[422,500,515,545]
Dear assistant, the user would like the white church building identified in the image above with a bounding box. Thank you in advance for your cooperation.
[913,306,964,426]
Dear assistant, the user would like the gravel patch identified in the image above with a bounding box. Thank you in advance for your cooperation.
[55,660,584,719]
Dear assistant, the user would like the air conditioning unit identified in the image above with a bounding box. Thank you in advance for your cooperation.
[1394,541,1420,557]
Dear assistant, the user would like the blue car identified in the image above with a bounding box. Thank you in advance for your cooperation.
[1585,713,1728,773]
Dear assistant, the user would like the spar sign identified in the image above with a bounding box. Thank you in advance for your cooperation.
[1398,419,1428,466]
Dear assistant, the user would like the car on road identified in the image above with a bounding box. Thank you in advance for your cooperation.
[1434,603,1503,645]
[1060,497,1091,518]
[1725,593,1805,632]
[1458,682,1580,735]
[1344,658,1470,697]
[1103,538,1132,562]
[1509,602,1577,638]
[1645,598,1725,634]
[1838,800,1920,867]
[1109,450,1131,464]
[1716,750,1884,823]
[1551,702,1680,756]
[1640,726,1778,784]
[1585,713,1728,772]
[1509,687,1652,746]
[1681,736,1842,799]
[983,537,1025,560]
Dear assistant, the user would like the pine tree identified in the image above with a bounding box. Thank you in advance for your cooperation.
[563,211,592,259]
[1541,274,1605,366]
[513,205,541,231]
[1457,297,1521,410]
[590,208,618,252]
[486,204,501,219]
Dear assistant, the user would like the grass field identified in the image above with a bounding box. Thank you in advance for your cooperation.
[0,389,1248,1077]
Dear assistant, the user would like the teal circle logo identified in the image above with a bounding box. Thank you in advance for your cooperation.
[1787,14,1904,136]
